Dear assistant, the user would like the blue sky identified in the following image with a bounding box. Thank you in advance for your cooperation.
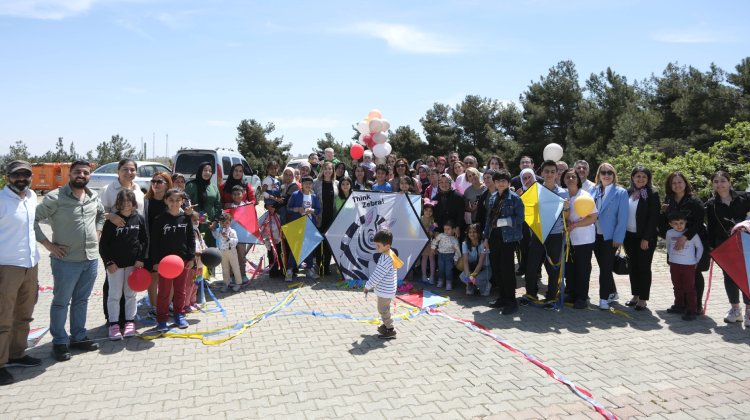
[1,0,748,162]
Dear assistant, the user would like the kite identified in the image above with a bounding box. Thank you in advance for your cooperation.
[27,327,49,349]
[520,182,565,243]
[282,215,324,266]
[228,203,262,244]
[325,191,429,287]
[710,231,750,298]
[397,289,449,309]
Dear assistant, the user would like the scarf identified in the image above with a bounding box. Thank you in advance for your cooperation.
[631,187,648,201]
[222,163,247,195]
[192,162,213,209]
[519,168,535,191]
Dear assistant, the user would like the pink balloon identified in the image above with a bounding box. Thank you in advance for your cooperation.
[158,255,184,279]
[350,143,364,160]
[367,109,382,120]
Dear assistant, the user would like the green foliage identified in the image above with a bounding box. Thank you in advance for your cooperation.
[388,125,425,163]
[235,119,291,174]
[315,132,353,169]
[86,134,136,165]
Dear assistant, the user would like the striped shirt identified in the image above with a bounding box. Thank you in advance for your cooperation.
[365,253,398,298]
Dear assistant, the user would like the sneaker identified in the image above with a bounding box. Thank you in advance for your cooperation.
[285,270,293,282]
[379,327,397,338]
[682,312,697,321]
[377,324,388,335]
[175,314,189,329]
[0,368,14,385]
[607,292,619,303]
[157,322,170,333]
[502,302,519,315]
[5,355,42,368]
[599,299,610,310]
[445,281,453,291]
[168,303,174,314]
[518,295,535,306]
[191,304,201,311]
[724,307,743,323]
[232,284,241,292]
[123,322,136,337]
[667,305,686,314]
[70,337,99,352]
[466,287,473,295]
[437,279,445,288]
[543,300,557,310]
[185,305,194,313]
[52,344,71,362]
[306,268,320,279]
[108,324,123,341]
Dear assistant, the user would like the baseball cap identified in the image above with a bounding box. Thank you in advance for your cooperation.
[6,160,32,175]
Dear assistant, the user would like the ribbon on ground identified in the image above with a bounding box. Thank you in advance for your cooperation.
[426,308,618,420]
[281,304,422,325]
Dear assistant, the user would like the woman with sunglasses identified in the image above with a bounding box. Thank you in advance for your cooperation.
[591,163,629,310]
[390,158,420,194]
[143,172,173,315]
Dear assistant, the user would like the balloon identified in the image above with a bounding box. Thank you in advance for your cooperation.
[383,143,392,156]
[356,120,370,135]
[201,248,222,269]
[158,255,184,279]
[543,143,564,161]
[372,143,388,158]
[368,118,383,133]
[127,267,151,292]
[373,132,388,144]
[350,143,364,160]
[380,119,391,132]
[363,133,374,149]
[367,109,382,120]
[358,133,366,145]
[573,195,595,218]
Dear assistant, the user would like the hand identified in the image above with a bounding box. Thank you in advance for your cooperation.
[567,220,576,232]
[106,263,118,273]
[209,221,217,230]
[483,239,489,249]
[108,213,126,228]
[612,241,622,248]
[732,220,750,234]
[152,264,159,272]
[674,235,687,251]
[185,260,194,269]
[660,203,670,214]
[563,198,570,210]
[640,240,649,251]
[134,261,144,268]
[43,240,67,259]
[184,207,193,216]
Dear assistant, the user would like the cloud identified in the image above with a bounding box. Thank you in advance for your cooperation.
[345,22,463,54]
[651,29,733,44]
[0,0,98,19]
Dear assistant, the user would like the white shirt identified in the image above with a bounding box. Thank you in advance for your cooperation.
[583,179,596,194]
[666,229,703,265]
[100,179,145,216]
[567,189,597,246]
[0,187,40,267]
[627,198,638,233]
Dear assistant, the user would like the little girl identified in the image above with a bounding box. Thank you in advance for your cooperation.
[186,211,207,313]
[431,220,461,290]
[229,185,251,284]
[150,188,195,332]
[399,176,417,194]
[461,223,491,296]
[261,202,284,279]
[99,190,148,340]
[211,213,242,292]
[420,200,437,284]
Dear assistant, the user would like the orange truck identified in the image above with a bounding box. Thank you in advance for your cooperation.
[31,162,96,193]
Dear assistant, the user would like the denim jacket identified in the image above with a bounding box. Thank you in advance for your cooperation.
[483,190,524,242]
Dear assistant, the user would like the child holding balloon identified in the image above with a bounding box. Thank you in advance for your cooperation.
[150,188,196,332]
[99,190,148,340]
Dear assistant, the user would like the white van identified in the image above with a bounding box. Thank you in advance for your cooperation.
[173,148,261,197]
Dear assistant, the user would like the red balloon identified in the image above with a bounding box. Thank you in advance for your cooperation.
[158,255,184,279]
[350,143,364,160]
[128,267,152,292]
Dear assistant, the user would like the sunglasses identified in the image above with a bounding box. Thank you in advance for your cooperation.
[599,170,614,176]
[10,172,32,179]
[151,179,166,185]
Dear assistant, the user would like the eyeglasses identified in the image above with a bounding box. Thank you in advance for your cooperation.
[151,179,166,185]
[599,171,614,176]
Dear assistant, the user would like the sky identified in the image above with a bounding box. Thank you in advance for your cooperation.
[1,0,749,162]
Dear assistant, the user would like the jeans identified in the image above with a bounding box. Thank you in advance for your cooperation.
[436,252,454,283]
[50,259,98,345]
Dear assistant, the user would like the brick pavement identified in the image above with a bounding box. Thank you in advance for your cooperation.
[2,217,750,419]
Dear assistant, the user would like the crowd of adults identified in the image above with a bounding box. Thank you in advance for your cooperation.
[1,146,750,386]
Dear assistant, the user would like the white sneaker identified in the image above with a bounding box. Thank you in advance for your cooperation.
[306,268,320,279]
[724,307,743,323]
[446,281,453,291]
[607,292,619,303]
[285,270,293,282]
[437,279,445,288]
[599,299,610,310]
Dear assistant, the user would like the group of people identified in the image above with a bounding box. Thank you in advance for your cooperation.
[1,146,750,385]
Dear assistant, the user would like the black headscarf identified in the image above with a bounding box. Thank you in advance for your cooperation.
[222,163,247,195]
[191,162,213,209]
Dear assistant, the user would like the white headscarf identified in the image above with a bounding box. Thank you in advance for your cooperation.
[519,168,536,191]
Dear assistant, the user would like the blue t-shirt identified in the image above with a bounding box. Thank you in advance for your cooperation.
[371,182,393,192]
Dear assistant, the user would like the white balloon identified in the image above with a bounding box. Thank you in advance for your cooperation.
[358,133,366,145]
[380,119,391,132]
[369,118,383,133]
[373,132,388,144]
[383,142,392,156]
[357,121,370,135]
[543,143,564,161]
[372,143,388,158]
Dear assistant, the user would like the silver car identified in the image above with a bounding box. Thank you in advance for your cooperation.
[88,160,172,193]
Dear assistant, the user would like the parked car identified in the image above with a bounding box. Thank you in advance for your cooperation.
[286,158,309,170]
[88,161,171,193]
[173,148,261,197]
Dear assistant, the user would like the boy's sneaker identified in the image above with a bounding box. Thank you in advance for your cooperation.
[232,284,241,292]
[306,268,320,279]
[543,299,557,310]
[157,322,170,333]
[378,327,397,338]
[445,281,453,291]
[607,292,619,303]
[108,324,123,341]
[724,307,743,323]
[466,287,473,295]
[573,300,588,309]
[123,322,136,337]
[437,279,444,288]
[599,299,610,310]
[175,314,189,329]
[5,355,42,368]
[377,324,388,335]
[285,270,293,282]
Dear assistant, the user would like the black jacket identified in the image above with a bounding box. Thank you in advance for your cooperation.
[99,212,148,267]
[626,188,661,242]
[705,190,750,248]
[434,189,465,233]
[659,194,705,240]
[150,211,196,263]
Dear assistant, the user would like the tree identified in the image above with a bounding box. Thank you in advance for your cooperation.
[235,119,291,175]
[35,137,77,163]
[728,57,750,121]
[8,140,30,161]
[388,125,425,163]
[87,134,135,165]
[420,103,458,157]
[316,132,353,168]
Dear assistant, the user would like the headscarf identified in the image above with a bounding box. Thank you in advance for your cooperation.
[222,163,247,195]
[192,162,213,209]
[519,168,535,191]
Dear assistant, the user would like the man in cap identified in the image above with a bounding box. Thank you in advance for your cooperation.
[0,160,42,385]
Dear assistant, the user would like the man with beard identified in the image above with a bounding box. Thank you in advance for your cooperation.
[34,161,105,362]
[0,161,42,385]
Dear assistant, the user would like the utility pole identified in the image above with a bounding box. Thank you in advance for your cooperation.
[166,133,169,159]
[152,132,155,159]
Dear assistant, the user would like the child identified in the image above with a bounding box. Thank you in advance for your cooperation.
[261,201,284,279]
[286,176,321,280]
[211,213,243,292]
[150,188,196,332]
[186,211,208,312]
[371,164,393,192]
[364,230,402,338]
[398,176,416,194]
[420,199,437,284]
[229,185,251,284]
[431,220,461,290]
[262,161,281,202]
[666,211,704,320]
[99,189,148,340]
[461,223,491,296]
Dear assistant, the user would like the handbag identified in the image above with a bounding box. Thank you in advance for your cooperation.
[613,248,630,275]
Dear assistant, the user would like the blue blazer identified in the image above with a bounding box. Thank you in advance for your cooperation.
[590,184,629,243]
[286,190,321,224]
